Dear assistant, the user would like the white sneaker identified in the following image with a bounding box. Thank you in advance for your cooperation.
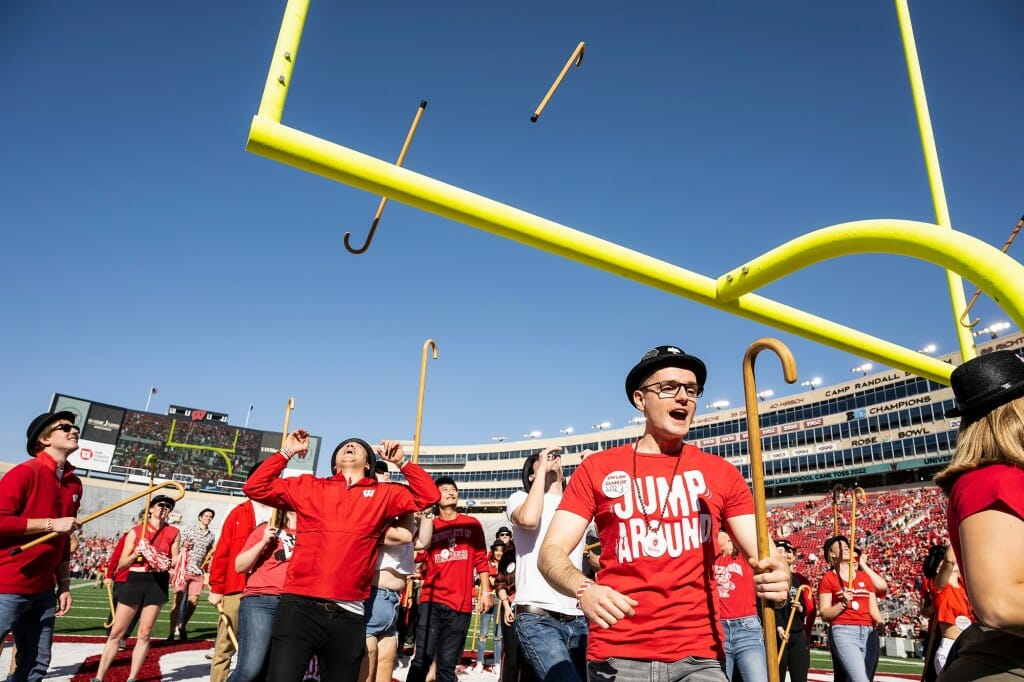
[492,664,500,679]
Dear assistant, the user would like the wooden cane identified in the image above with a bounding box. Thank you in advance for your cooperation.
[742,338,798,682]
[777,584,812,663]
[215,601,240,650]
[848,487,867,588]
[10,481,186,556]
[831,484,844,536]
[531,42,585,122]
[585,541,602,552]
[104,580,117,628]
[138,454,158,546]
[281,397,295,450]
[344,100,429,254]
[412,339,438,465]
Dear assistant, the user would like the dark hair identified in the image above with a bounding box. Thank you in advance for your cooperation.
[922,545,948,579]
[491,540,506,551]
[435,476,457,489]
[199,508,215,519]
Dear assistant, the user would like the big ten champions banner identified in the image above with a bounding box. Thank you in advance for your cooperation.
[50,393,321,494]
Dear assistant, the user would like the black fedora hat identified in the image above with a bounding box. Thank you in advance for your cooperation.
[25,411,77,456]
[625,346,707,406]
[149,494,177,510]
[946,350,1024,419]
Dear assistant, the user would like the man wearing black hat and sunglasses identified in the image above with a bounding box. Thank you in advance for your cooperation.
[0,411,84,681]
[539,346,790,681]
[244,429,439,682]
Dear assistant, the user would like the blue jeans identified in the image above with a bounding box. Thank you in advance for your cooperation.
[830,624,871,682]
[515,611,587,682]
[476,609,501,665]
[721,616,767,682]
[227,594,280,682]
[406,601,471,682]
[0,590,56,682]
[588,656,726,682]
[364,586,401,637]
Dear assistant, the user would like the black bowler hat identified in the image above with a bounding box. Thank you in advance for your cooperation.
[946,350,1024,419]
[149,495,176,510]
[25,411,77,456]
[625,346,707,406]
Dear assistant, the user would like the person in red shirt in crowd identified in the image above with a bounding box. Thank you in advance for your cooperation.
[208,460,276,682]
[773,539,815,682]
[714,530,766,681]
[817,535,883,682]
[92,494,181,682]
[918,544,948,682]
[406,477,493,682]
[934,350,1024,679]
[104,523,144,652]
[226,508,297,682]
[244,430,439,682]
[539,345,790,682]
[931,546,973,675]
[0,411,83,682]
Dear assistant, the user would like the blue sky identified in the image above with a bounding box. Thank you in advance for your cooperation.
[2,2,1021,477]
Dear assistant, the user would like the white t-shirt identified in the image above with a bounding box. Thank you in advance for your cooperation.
[506,490,584,615]
[376,540,414,577]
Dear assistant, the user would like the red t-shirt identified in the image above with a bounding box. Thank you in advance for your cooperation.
[558,443,754,662]
[818,569,873,626]
[934,582,974,631]
[106,533,130,583]
[420,514,490,613]
[240,523,296,597]
[714,553,757,620]
[947,464,1024,583]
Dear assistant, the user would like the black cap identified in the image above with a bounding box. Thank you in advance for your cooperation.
[25,411,77,456]
[149,495,176,510]
[946,349,1024,419]
[331,438,378,475]
[625,346,707,406]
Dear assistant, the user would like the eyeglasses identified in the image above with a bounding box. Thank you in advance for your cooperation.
[51,423,80,434]
[638,381,703,400]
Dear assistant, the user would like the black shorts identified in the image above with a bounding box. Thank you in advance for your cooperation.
[118,571,170,608]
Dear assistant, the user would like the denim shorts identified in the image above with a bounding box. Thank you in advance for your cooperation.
[363,586,401,637]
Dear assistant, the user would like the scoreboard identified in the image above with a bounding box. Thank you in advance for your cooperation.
[50,393,321,494]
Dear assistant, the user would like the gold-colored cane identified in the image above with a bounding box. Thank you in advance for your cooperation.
[281,397,295,450]
[215,601,240,650]
[530,42,585,122]
[848,487,867,588]
[742,338,798,682]
[777,584,811,663]
[412,339,438,464]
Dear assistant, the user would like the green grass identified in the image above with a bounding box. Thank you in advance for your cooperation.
[56,580,219,640]
[809,648,925,675]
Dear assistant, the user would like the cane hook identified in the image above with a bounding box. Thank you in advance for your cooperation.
[959,213,1023,329]
[831,484,845,536]
[742,337,798,682]
[344,100,428,254]
[412,339,438,464]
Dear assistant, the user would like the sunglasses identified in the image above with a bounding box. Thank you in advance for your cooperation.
[154,503,173,510]
[51,423,80,433]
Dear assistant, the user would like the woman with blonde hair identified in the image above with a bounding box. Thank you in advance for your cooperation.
[934,349,1024,679]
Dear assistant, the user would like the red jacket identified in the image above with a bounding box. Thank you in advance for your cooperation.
[243,453,439,602]
[208,500,257,596]
[0,453,83,593]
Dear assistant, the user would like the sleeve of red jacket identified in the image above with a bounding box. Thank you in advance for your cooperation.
[209,505,244,594]
[0,465,31,535]
[241,454,296,509]
[396,462,440,511]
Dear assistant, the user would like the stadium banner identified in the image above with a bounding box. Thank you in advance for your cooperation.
[70,439,115,472]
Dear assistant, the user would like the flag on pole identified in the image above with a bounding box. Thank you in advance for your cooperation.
[150,387,158,395]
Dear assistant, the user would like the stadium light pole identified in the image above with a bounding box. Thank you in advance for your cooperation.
[627,416,646,426]
[975,321,1010,339]
[918,344,937,355]
[591,421,611,431]
[705,400,730,410]
[851,363,873,376]
[523,430,542,439]
[800,377,822,391]
[756,389,774,402]
[559,426,574,435]
[491,435,507,443]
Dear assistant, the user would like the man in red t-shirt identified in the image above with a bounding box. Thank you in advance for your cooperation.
[539,345,790,681]
[406,477,493,682]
